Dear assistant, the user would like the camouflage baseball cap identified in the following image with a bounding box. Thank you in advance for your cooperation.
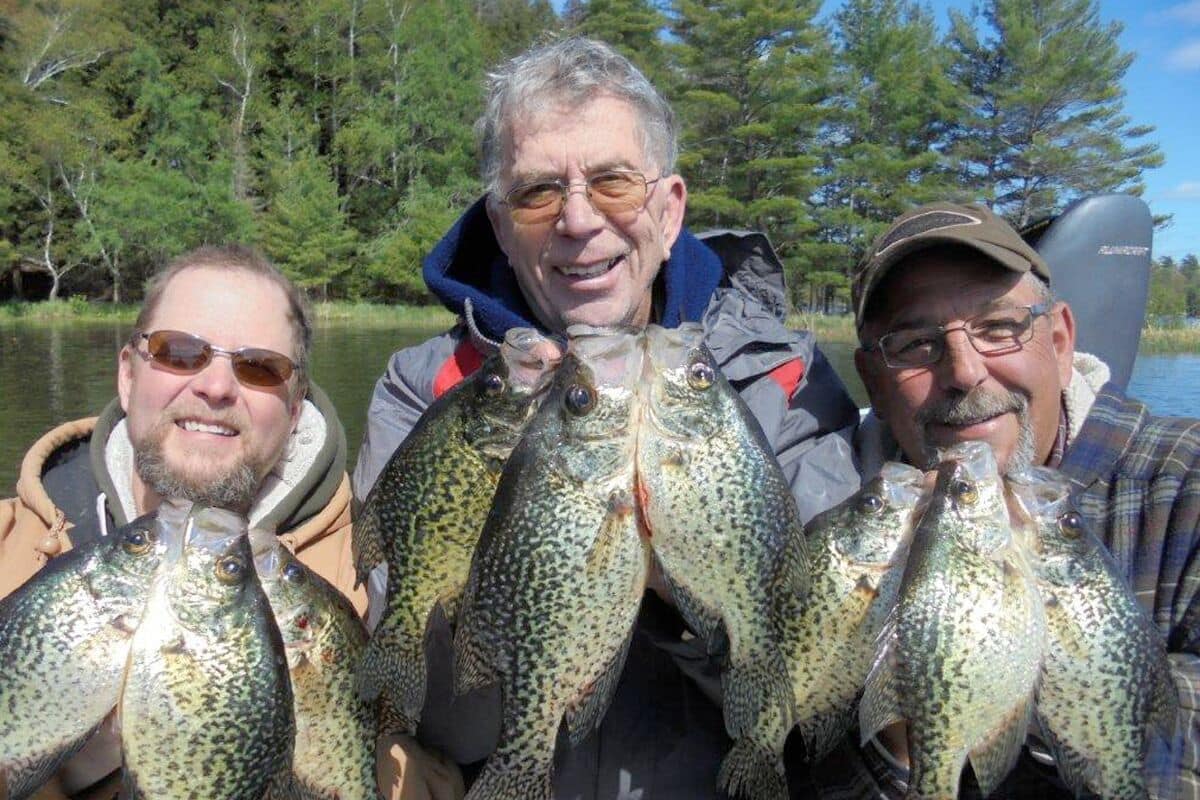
[851,202,1051,328]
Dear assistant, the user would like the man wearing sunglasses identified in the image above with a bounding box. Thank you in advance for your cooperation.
[825,201,1200,796]
[0,246,460,799]
[353,36,861,799]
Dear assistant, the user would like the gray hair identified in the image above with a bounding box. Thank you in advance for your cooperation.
[477,36,678,192]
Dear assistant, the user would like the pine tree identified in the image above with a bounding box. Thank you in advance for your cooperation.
[671,0,835,295]
[563,0,669,86]
[947,0,1162,226]
[810,0,967,298]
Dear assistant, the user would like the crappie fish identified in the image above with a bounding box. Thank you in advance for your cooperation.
[252,531,382,800]
[636,322,802,800]
[354,327,557,734]
[860,441,1043,799]
[0,513,167,800]
[778,462,925,762]
[453,326,650,800]
[119,503,294,800]
[1009,466,1179,799]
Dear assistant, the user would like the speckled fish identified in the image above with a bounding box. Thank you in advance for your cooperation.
[1009,466,1179,800]
[119,504,294,800]
[636,321,802,800]
[354,327,557,734]
[453,326,650,800]
[777,462,926,763]
[252,530,383,800]
[860,441,1044,799]
[0,511,168,800]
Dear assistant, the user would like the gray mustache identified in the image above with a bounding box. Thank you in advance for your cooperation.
[918,391,1026,427]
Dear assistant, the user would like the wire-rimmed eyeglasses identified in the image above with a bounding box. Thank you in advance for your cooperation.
[861,303,1053,369]
[497,169,661,225]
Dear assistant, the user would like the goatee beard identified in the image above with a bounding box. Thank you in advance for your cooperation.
[134,433,259,514]
[916,388,1036,474]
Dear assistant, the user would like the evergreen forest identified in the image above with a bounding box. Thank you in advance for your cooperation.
[2,0,1190,313]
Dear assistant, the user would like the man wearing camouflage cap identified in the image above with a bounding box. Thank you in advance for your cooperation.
[839,200,1200,796]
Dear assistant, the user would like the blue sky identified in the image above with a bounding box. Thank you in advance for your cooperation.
[550,0,1199,260]
[916,0,1200,261]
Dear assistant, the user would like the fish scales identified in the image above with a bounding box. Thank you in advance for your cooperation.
[1011,466,1179,799]
[636,322,802,800]
[254,531,382,800]
[0,513,167,800]
[861,442,1043,800]
[779,462,925,762]
[120,503,294,800]
[354,328,555,734]
[453,327,649,800]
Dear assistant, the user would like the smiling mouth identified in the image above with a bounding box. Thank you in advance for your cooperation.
[177,419,237,437]
[558,255,624,279]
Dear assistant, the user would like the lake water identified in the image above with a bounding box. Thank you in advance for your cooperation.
[0,321,1195,495]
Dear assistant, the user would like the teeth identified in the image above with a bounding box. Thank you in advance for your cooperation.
[559,256,619,278]
[180,420,236,436]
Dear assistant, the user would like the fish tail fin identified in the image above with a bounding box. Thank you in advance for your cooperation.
[717,739,788,800]
[465,761,552,800]
[355,627,422,735]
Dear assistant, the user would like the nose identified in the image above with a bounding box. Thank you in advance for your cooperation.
[555,183,606,237]
[935,327,989,392]
[189,353,239,404]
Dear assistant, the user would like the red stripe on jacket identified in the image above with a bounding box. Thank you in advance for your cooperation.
[767,357,805,398]
[432,339,485,398]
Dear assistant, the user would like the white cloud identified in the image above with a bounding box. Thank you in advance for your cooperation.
[1166,39,1200,70]
[1162,181,1200,200]
[1150,2,1200,24]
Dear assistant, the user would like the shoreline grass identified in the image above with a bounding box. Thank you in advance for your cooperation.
[3,300,1197,353]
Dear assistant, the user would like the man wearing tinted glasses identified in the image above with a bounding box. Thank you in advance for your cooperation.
[353,36,861,799]
[0,246,464,799]
[836,201,1200,796]
[0,245,363,607]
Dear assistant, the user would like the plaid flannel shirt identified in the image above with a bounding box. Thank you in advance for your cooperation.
[801,384,1200,799]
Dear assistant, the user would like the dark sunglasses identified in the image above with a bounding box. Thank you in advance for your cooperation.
[133,330,298,388]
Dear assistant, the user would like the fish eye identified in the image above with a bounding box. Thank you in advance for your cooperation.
[283,562,306,584]
[1058,511,1084,539]
[121,529,154,555]
[687,359,715,390]
[215,555,248,585]
[857,494,886,515]
[564,383,596,416]
[481,372,506,397]
[949,479,977,505]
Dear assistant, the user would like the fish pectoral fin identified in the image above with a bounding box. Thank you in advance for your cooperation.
[859,629,903,743]
[968,694,1034,797]
[852,574,880,602]
[566,628,636,746]
[585,491,635,574]
[452,622,498,695]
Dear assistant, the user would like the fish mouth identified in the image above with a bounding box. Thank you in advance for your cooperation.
[556,254,625,281]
